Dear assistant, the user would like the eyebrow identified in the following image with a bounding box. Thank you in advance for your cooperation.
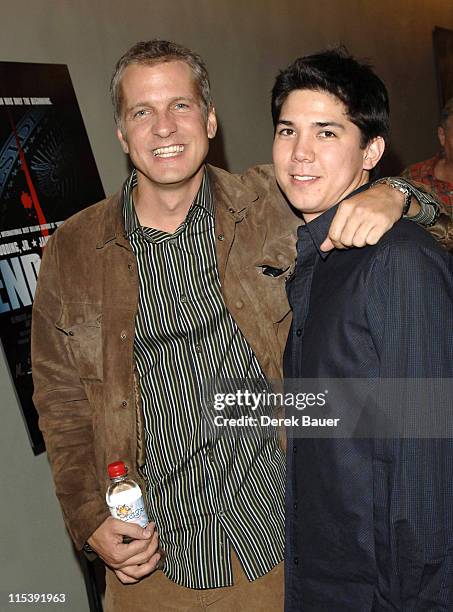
[276,119,345,130]
[126,95,197,113]
[314,121,345,129]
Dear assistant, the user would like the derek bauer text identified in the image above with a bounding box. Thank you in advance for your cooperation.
[214,415,340,427]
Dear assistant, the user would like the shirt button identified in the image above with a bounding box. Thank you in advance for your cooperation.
[236,300,243,309]
[293,444,297,454]
[217,234,225,241]
[195,344,202,353]
[170,238,177,246]
[294,557,299,565]
[293,502,298,511]
[121,400,128,408]
[180,294,188,303]
[218,510,226,517]
[127,262,133,271]
[207,449,214,462]
[120,330,127,341]
[296,329,302,337]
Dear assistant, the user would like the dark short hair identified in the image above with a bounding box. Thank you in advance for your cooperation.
[271,48,389,147]
[440,97,453,129]
[110,39,212,128]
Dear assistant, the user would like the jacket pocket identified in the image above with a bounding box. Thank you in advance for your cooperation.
[56,303,103,381]
[253,266,292,323]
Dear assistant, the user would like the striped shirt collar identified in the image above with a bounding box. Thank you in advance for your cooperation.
[123,167,213,237]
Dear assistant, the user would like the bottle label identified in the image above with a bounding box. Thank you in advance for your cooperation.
[108,495,149,528]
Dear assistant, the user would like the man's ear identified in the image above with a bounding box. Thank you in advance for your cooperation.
[363,136,385,170]
[117,126,129,155]
[438,126,446,149]
[207,106,217,140]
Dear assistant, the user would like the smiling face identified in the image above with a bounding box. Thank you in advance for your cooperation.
[117,60,217,195]
[272,89,384,221]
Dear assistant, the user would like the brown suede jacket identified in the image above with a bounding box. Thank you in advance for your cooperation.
[31,164,299,550]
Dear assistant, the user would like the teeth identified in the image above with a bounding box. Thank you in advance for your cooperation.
[293,175,317,181]
[153,145,184,157]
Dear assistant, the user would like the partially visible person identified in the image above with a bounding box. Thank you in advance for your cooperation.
[403,97,453,208]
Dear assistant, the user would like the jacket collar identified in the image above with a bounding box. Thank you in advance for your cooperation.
[96,163,260,249]
[96,188,128,249]
[207,164,259,221]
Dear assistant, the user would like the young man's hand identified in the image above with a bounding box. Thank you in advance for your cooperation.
[87,517,162,583]
[321,182,406,251]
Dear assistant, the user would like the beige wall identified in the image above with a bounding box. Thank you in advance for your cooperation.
[0,349,91,611]
[1,2,452,610]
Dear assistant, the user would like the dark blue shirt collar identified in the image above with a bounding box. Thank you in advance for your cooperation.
[299,181,373,260]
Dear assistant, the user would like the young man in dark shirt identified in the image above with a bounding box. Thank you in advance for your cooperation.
[271,49,453,611]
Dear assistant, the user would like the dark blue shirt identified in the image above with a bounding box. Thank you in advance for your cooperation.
[284,192,453,611]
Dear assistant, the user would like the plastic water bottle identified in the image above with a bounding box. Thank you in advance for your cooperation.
[106,461,149,527]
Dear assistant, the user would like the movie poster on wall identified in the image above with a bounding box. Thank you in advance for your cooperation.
[0,62,105,454]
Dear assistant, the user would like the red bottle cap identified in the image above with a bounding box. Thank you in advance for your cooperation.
[108,461,127,478]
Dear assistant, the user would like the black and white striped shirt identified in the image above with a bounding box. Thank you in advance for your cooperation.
[123,168,285,588]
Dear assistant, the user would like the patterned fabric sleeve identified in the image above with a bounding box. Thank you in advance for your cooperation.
[394,176,453,251]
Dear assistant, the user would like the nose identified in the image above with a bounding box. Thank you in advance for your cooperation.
[292,135,315,163]
[152,110,177,138]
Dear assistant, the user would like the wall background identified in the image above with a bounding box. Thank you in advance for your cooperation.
[1,1,452,610]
